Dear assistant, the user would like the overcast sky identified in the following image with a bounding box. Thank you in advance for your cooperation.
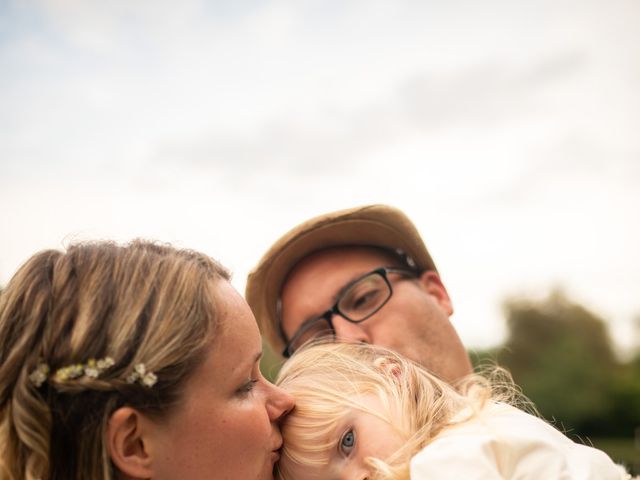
[1,0,639,356]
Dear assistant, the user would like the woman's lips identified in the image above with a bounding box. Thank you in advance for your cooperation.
[271,449,281,464]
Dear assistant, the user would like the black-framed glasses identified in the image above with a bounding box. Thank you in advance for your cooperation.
[280,267,417,357]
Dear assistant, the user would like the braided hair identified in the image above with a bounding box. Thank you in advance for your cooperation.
[0,240,229,480]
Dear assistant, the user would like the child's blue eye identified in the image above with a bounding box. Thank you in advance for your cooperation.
[340,429,356,454]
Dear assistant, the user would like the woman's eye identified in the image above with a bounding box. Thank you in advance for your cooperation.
[339,429,356,455]
[239,379,258,394]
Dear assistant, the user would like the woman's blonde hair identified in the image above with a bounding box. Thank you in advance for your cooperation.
[0,240,229,480]
[275,341,520,480]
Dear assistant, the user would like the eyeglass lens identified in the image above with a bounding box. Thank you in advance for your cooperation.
[288,271,391,353]
[337,272,390,320]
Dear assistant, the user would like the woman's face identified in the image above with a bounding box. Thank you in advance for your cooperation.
[146,280,295,480]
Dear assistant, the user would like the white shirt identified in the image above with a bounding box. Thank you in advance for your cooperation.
[410,403,631,479]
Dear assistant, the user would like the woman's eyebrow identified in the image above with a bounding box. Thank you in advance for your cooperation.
[254,351,263,363]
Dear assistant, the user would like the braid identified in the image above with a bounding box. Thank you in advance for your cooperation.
[0,365,54,480]
[48,375,116,393]
[0,251,60,480]
[0,240,229,479]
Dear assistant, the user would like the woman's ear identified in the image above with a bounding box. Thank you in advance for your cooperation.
[418,271,454,316]
[107,407,154,479]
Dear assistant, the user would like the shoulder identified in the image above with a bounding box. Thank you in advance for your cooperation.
[409,403,630,480]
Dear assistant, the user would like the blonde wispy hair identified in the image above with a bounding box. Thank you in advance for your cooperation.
[0,240,229,480]
[275,341,521,480]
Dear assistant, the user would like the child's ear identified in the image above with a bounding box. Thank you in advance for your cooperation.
[106,407,154,479]
[374,357,402,379]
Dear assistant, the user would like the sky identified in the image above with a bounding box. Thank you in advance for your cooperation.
[1,0,639,357]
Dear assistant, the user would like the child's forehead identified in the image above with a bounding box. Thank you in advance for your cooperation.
[351,392,398,419]
[315,392,398,435]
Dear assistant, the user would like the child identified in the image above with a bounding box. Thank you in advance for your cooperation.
[275,341,634,480]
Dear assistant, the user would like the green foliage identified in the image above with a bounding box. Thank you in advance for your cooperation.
[260,340,284,383]
[471,288,640,470]
[498,290,618,433]
[483,290,640,436]
[608,353,640,436]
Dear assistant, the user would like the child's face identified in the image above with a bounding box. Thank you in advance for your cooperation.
[280,394,405,479]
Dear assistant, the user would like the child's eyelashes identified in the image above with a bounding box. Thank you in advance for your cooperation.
[339,428,356,456]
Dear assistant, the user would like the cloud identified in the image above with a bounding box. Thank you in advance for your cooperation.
[396,50,589,129]
[149,50,590,181]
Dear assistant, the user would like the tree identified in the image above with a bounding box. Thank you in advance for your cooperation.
[496,289,622,436]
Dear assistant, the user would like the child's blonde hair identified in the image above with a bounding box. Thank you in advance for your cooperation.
[276,341,519,480]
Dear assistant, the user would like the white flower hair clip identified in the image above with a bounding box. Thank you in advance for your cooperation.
[86,357,116,378]
[28,356,116,387]
[28,357,158,389]
[126,363,158,388]
[28,362,50,388]
[55,356,115,382]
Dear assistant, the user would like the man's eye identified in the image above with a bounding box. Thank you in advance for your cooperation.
[353,289,381,309]
[345,288,383,311]
[339,429,356,455]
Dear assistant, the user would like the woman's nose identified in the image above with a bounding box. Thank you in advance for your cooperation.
[267,383,295,422]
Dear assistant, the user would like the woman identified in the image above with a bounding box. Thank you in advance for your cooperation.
[0,240,294,480]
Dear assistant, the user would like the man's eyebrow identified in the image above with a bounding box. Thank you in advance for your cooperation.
[332,270,368,303]
[333,265,395,304]
[294,265,396,330]
[300,269,376,325]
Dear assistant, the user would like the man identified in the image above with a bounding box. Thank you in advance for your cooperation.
[246,204,472,384]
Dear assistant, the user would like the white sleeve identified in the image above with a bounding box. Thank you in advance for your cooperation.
[409,404,630,480]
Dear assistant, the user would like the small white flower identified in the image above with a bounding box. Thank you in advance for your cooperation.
[29,363,50,387]
[97,357,115,370]
[68,364,84,379]
[126,363,157,387]
[142,372,158,387]
[56,364,84,381]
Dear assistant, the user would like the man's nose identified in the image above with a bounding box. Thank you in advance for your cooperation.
[332,316,371,344]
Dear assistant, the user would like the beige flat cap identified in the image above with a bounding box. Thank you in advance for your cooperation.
[245,204,437,355]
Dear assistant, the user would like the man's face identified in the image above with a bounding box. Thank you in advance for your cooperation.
[279,247,473,384]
